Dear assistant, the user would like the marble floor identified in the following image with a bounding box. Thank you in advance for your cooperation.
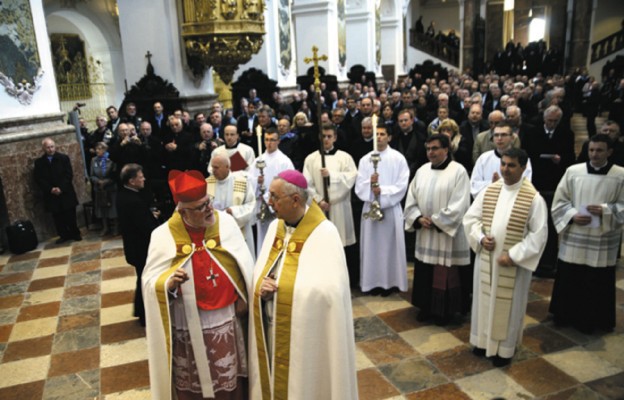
[0,230,623,400]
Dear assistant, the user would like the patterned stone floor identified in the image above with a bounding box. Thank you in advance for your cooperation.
[0,230,623,399]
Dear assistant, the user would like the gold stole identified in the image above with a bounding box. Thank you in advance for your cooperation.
[253,202,326,400]
[480,179,536,340]
[206,175,248,206]
[153,211,248,379]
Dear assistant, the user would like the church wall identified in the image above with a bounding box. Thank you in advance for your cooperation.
[346,0,377,72]
[417,2,461,37]
[592,0,623,42]
[380,0,405,77]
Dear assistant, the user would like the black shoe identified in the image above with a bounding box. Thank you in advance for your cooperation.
[416,309,432,322]
[369,288,384,296]
[380,287,398,297]
[492,355,511,367]
[435,316,451,326]
[72,235,83,242]
[472,347,486,357]
[55,237,68,245]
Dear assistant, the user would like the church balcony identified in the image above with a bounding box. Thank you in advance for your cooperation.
[409,29,460,68]
[591,29,624,63]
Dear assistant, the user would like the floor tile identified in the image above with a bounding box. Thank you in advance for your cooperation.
[23,287,64,306]
[543,346,623,383]
[57,311,100,332]
[101,276,137,294]
[0,281,30,297]
[358,333,420,365]
[104,388,151,400]
[0,324,12,342]
[357,368,401,400]
[522,324,577,355]
[526,299,552,323]
[455,368,534,400]
[52,326,100,354]
[0,355,50,388]
[37,256,69,268]
[17,302,61,322]
[584,333,624,369]
[584,371,624,400]
[378,307,427,333]
[39,246,72,259]
[360,295,414,315]
[101,256,130,270]
[101,239,123,251]
[59,294,100,316]
[506,357,578,397]
[399,326,464,355]
[101,248,125,259]
[356,346,376,370]
[71,242,102,254]
[100,337,148,368]
[352,298,375,319]
[101,290,135,308]
[102,266,136,281]
[70,250,101,264]
[2,335,54,362]
[8,251,41,263]
[3,260,38,273]
[101,320,146,344]
[354,316,395,342]
[0,307,19,325]
[541,385,605,400]
[530,278,554,298]
[100,360,150,395]
[64,283,100,299]
[31,265,69,281]
[48,347,100,377]
[42,369,99,399]
[28,276,66,292]
[8,316,57,342]
[68,260,100,274]
[0,271,33,285]
[404,383,471,399]
[0,294,24,310]
[65,270,101,287]
[101,303,136,326]
[426,345,493,380]
[379,357,448,394]
[0,380,45,399]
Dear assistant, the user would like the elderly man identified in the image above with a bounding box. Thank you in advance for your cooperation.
[250,128,294,255]
[464,148,548,367]
[163,117,195,172]
[34,138,82,244]
[356,124,409,295]
[249,170,358,400]
[471,122,532,197]
[143,170,253,400]
[209,124,256,174]
[405,134,472,324]
[207,154,256,258]
[550,134,624,333]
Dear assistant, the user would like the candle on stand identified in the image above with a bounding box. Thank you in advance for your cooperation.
[256,125,263,156]
[371,114,378,153]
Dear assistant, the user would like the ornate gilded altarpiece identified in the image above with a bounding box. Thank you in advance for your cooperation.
[0,0,44,105]
[50,34,91,100]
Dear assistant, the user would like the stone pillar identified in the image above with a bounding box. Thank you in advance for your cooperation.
[380,0,405,77]
[566,0,594,71]
[345,0,377,73]
[292,0,346,80]
[461,0,477,73]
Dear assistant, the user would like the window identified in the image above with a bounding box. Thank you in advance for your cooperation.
[529,18,546,42]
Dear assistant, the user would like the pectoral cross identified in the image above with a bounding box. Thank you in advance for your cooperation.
[304,46,328,94]
[207,267,220,287]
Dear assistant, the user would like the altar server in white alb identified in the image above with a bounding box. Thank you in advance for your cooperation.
[550,134,624,334]
[206,154,257,259]
[471,122,532,197]
[142,170,254,400]
[249,170,358,400]
[303,123,358,279]
[463,148,548,367]
[208,124,256,174]
[356,123,409,296]
[249,128,294,255]
[404,134,472,324]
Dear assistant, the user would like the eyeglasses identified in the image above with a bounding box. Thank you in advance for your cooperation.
[181,197,213,212]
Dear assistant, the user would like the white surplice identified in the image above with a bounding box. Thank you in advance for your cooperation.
[471,149,533,197]
[463,179,548,358]
[208,142,256,174]
[355,147,409,291]
[303,149,358,246]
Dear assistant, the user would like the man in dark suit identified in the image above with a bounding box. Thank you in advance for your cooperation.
[522,105,576,277]
[34,138,82,244]
[117,163,161,326]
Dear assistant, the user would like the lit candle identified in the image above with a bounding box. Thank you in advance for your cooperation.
[256,125,263,156]
[371,114,378,153]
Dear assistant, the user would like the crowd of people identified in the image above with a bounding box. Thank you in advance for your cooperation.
[32,63,624,398]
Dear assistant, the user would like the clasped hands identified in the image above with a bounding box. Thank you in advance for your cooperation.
[573,204,602,225]
[370,173,380,196]
[480,235,515,267]
[259,273,277,301]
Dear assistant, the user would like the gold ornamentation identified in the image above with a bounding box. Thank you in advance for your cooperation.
[182,244,193,255]
[206,239,217,249]
[287,242,296,252]
[276,239,283,250]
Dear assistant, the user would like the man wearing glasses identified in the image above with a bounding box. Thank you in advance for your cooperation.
[249,170,358,399]
[142,170,254,400]
[471,122,532,197]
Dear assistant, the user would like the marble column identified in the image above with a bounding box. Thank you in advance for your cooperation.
[292,0,346,80]
[345,0,377,73]
[566,0,594,71]
[461,0,478,73]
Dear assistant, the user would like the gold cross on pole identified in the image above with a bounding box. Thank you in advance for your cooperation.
[304,46,328,94]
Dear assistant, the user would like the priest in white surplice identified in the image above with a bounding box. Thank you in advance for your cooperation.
[207,154,256,259]
[208,124,256,174]
[249,170,358,400]
[356,124,409,295]
[471,123,532,197]
[404,134,472,324]
[303,124,358,282]
[463,148,548,367]
[550,134,624,334]
[249,129,294,255]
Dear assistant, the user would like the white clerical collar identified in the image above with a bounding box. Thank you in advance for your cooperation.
[504,178,524,190]
[124,185,140,192]
[590,161,608,170]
